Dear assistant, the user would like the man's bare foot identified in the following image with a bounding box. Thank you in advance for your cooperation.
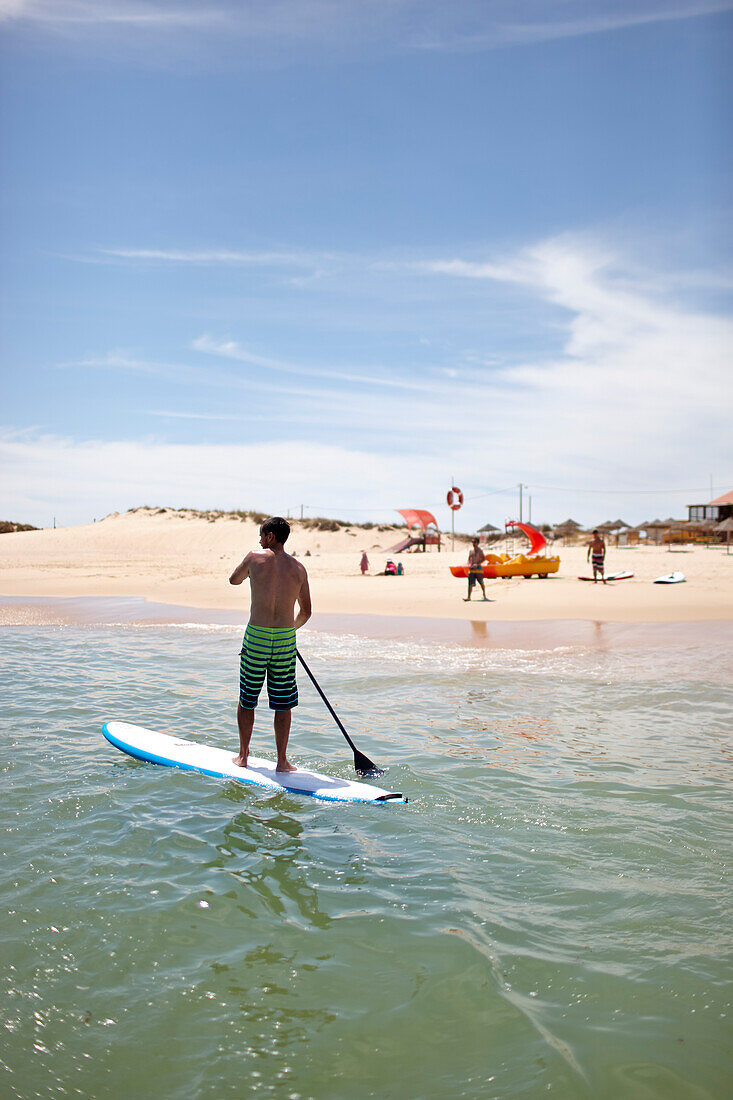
[232,754,248,768]
[275,760,297,772]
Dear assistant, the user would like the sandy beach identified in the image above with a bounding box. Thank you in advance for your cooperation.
[1,507,731,626]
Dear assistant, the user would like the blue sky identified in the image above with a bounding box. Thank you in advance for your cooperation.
[1,0,731,531]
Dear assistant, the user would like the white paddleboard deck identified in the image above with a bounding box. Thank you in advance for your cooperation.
[103,721,405,804]
[653,572,686,584]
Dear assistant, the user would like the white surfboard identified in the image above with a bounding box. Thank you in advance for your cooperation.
[653,572,686,584]
[102,721,405,804]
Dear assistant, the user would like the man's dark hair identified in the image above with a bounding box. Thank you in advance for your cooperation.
[261,516,290,544]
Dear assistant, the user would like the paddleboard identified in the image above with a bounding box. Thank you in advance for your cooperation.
[577,571,634,582]
[653,572,686,584]
[102,722,405,804]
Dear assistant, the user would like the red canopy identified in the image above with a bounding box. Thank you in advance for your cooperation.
[397,509,439,531]
[505,520,547,556]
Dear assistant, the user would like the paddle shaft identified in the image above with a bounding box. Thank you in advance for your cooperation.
[296,650,381,775]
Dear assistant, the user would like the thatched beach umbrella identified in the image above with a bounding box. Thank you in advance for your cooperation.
[640,518,668,544]
[557,518,582,530]
[554,519,583,543]
[716,516,733,553]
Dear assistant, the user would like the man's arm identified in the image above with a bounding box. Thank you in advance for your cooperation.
[229,553,253,586]
[294,573,312,630]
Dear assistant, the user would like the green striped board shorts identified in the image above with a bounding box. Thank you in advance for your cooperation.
[239,625,298,711]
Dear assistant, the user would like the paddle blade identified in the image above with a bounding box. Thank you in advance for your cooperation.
[353,749,384,777]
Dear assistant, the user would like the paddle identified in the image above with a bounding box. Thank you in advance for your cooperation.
[296,650,384,777]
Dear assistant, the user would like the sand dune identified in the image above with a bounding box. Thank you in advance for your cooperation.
[0,507,731,623]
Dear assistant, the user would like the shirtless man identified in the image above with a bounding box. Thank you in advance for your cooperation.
[464,537,488,601]
[229,516,312,772]
[587,529,607,584]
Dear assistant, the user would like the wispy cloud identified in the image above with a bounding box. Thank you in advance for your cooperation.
[414,2,733,51]
[5,231,731,527]
[5,1,730,54]
[192,335,436,392]
[96,247,328,268]
[0,0,223,27]
[54,232,733,468]
[0,427,452,524]
[57,346,342,403]
[59,350,184,373]
[147,409,265,421]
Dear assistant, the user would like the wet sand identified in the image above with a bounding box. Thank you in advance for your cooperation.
[2,594,731,655]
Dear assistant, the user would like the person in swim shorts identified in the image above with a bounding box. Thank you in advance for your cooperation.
[464,537,488,601]
[229,516,312,772]
[587,529,607,584]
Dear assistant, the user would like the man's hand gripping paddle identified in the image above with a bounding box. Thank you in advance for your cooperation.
[296,650,384,777]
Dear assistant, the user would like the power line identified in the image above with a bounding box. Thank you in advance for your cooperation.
[292,480,730,519]
[525,483,732,496]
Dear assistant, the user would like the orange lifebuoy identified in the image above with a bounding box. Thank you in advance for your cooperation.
[446,486,463,511]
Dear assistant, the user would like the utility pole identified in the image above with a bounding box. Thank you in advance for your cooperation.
[528,495,532,523]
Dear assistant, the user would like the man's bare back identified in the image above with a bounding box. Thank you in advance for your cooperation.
[229,518,312,772]
[232,548,310,629]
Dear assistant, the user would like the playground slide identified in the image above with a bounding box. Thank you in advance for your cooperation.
[388,536,424,553]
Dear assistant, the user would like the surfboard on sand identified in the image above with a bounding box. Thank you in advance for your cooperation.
[653,572,686,584]
[102,721,406,804]
[577,571,634,582]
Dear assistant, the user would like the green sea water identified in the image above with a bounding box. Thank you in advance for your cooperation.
[2,611,731,1099]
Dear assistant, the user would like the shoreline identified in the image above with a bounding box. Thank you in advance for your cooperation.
[0,510,731,628]
[2,594,731,652]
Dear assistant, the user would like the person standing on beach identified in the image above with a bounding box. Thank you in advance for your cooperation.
[360,551,369,575]
[587,529,607,584]
[464,537,488,601]
[229,516,312,772]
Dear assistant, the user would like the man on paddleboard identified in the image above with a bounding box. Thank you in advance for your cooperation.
[586,529,607,584]
[464,537,488,601]
[229,516,312,772]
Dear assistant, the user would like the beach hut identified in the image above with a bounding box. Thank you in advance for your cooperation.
[687,490,733,524]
